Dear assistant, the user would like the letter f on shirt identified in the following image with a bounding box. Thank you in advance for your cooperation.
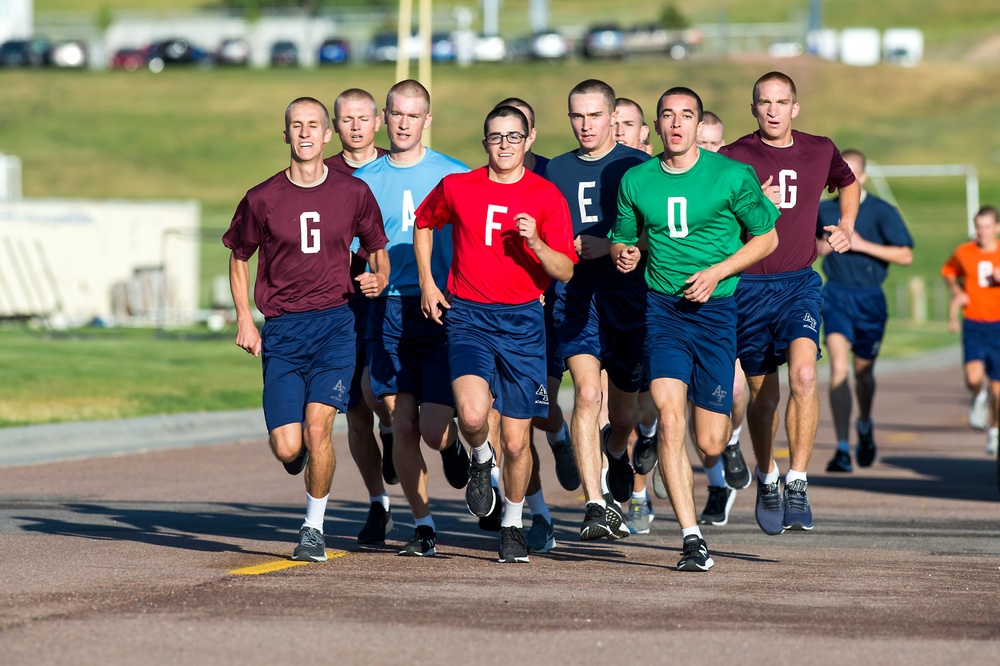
[485,204,507,246]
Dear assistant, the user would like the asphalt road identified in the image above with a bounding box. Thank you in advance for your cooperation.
[1,346,998,665]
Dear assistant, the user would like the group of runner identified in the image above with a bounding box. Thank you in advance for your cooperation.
[223,70,1000,571]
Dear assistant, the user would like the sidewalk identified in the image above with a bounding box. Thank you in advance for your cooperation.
[0,345,963,468]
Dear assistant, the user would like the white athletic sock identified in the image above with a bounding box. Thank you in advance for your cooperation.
[728,425,742,446]
[587,498,607,510]
[786,469,808,484]
[501,498,524,528]
[370,494,389,511]
[757,464,780,485]
[547,420,570,446]
[303,493,328,531]
[705,459,726,487]
[681,525,703,539]
[600,467,609,494]
[638,420,658,438]
[631,489,648,502]
[472,441,494,464]
[837,439,851,453]
[525,490,550,522]
[414,514,435,531]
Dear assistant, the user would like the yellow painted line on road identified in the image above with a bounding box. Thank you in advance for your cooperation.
[230,550,347,575]
[774,447,789,459]
[886,432,916,443]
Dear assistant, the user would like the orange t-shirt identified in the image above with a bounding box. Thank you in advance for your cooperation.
[941,241,1000,322]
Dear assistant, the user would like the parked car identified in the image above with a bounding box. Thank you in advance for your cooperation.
[624,25,701,60]
[146,38,209,72]
[366,31,450,63]
[473,34,506,62]
[270,40,299,67]
[583,25,625,59]
[529,31,572,60]
[430,32,456,62]
[109,47,144,71]
[0,38,52,67]
[317,38,350,65]
[50,41,88,68]
[216,38,250,66]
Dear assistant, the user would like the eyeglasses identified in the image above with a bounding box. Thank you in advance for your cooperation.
[484,132,526,145]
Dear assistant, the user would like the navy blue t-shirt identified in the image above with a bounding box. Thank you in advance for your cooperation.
[817,192,913,287]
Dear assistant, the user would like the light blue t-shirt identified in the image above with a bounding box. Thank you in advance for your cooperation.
[354,148,468,296]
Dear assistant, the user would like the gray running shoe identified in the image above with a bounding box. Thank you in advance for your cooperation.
[357,502,393,545]
[498,526,530,563]
[398,525,436,557]
[466,445,497,517]
[526,514,556,553]
[651,461,669,499]
[755,476,785,535]
[677,535,714,571]
[782,479,814,531]
[478,487,502,532]
[698,485,736,526]
[722,442,751,489]
[625,497,652,534]
[292,526,327,562]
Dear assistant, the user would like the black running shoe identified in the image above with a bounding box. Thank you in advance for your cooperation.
[580,502,611,540]
[465,445,497,517]
[282,448,308,476]
[550,437,581,491]
[722,442,751,489]
[698,485,736,526]
[782,479,814,531]
[498,526,530,563]
[677,534,714,571]
[478,487,502,532]
[603,493,631,540]
[826,449,852,473]
[291,526,327,562]
[632,426,658,475]
[440,439,471,489]
[602,425,635,503]
[379,429,398,485]
[855,420,877,468]
[397,525,436,557]
[357,502,394,545]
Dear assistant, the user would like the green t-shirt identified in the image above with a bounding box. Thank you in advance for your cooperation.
[611,149,778,298]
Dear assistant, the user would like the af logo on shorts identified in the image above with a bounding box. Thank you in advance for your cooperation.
[330,379,347,402]
[535,384,549,406]
[802,313,818,332]
[711,384,728,407]
[631,363,643,380]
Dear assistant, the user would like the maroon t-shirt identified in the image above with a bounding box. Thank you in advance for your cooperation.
[223,168,387,318]
[325,147,389,276]
[720,130,855,275]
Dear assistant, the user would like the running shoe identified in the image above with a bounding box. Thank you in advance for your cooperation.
[986,428,998,456]
[357,502,393,545]
[754,475,785,535]
[379,429,398,485]
[498,526,530,563]
[397,525,436,557]
[440,439,471,489]
[855,419,877,467]
[282,448,308,476]
[625,497,652,534]
[632,426,658,475]
[826,449,853,473]
[651,461,668,499]
[465,445,497,517]
[478,487,502,532]
[291,526,327,562]
[602,425,635,503]
[699,485,736,526]
[969,388,989,431]
[782,479,814,531]
[677,534,714,572]
[722,442,752,489]
[550,435,581,491]
[580,502,611,541]
[603,493,631,540]
[526,514,556,553]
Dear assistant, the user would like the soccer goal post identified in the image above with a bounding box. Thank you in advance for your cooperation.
[866,162,980,237]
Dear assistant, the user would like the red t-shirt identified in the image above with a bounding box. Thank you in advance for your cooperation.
[223,168,387,318]
[720,130,856,275]
[416,167,577,304]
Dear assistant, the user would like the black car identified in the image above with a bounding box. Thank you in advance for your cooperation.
[270,40,299,67]
[0,38,52,67]
[145,38,208,72]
